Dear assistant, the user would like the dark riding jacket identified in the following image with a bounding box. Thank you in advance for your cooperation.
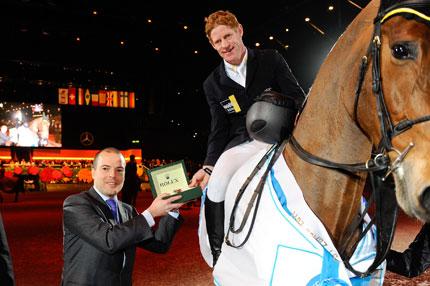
[203,48,305,166]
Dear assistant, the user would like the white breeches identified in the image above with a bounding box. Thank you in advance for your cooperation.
[206,140,271,202]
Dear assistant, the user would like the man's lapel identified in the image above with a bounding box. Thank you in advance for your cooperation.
[245,48,258,90]
[88,187,117,224]
[117,202,129,223]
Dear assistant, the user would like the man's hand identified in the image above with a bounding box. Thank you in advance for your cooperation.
[189,165,213,189]
[147,193,184,218]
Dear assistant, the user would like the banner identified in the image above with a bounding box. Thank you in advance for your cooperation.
[91,93,99,106]
[99,90,106,107]
[58,86,136,108]
[68,87,76,105]
[106,91,113,107]
[120,91,129,108]
[78,88,84,105]
[58,88,68,105]
[112,91,119,107]
[129,92,135,108]
[85,89,91,106]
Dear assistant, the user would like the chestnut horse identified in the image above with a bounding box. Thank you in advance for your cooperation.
[204,0,430,284]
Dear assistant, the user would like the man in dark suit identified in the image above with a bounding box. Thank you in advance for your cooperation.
[189,10,305,266]
[61,147,184,286]
[121,154,140,207]
[0,212,15,286]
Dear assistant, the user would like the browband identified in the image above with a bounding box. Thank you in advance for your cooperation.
[381,7,430,22]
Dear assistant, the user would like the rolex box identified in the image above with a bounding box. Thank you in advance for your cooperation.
[147,160,202,203]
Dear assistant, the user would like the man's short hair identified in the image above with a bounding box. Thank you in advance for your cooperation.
[205,10,240,42]
[92,147,124,169]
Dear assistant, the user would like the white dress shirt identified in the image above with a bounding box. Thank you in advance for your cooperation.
[224,49,248,87]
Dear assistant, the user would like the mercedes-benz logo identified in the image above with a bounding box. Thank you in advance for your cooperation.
[80,131,94,146]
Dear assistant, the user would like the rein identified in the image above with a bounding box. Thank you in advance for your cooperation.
[225,140,287,248]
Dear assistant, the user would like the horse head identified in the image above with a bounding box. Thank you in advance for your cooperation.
[356,0,430,222]
[285,0,430,248]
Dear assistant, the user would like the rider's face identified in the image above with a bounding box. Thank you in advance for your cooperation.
[209,24,246,66]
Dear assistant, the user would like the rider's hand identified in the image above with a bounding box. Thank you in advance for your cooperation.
[189,165,213,190]
[147,193,184,218]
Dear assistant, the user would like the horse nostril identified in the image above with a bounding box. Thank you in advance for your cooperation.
[420,187,430,211]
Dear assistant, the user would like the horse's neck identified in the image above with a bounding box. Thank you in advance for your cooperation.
[284,0,379,247]
[286,97,371,243]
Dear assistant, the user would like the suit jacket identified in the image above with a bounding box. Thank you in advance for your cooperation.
[0,212,15,286]
[61,188,183,286]
[203,48,305,166]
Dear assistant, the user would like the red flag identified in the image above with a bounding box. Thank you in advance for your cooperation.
[91,93,99,106]
[58,88,68,105]
[106,91,113,107]
[78,88,84,105]
[129,92,135,108]
[68,87,76,105]
[99,90,106,107]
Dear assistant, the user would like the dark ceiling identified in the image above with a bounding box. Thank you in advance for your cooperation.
[0,0,372,88]
[0,0,372,158]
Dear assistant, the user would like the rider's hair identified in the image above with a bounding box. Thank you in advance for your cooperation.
[205,10,240,43]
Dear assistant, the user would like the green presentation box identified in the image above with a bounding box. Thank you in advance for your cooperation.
[147,160,202,203]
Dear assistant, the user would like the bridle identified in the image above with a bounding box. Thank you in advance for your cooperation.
[290,0,430,277]
[360,0,430,157]
[292,0,430,183]
[226,0,430,279]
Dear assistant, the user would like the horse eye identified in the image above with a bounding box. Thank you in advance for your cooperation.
[391,42,417,60]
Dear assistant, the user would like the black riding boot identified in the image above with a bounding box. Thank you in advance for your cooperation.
[205,198,225,266]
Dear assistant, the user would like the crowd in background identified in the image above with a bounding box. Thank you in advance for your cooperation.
[0,157,203,205]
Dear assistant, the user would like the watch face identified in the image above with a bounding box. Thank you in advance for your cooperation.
[80,131,94,146]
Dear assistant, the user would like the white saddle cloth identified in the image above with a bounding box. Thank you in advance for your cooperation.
[198,147,386,286]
